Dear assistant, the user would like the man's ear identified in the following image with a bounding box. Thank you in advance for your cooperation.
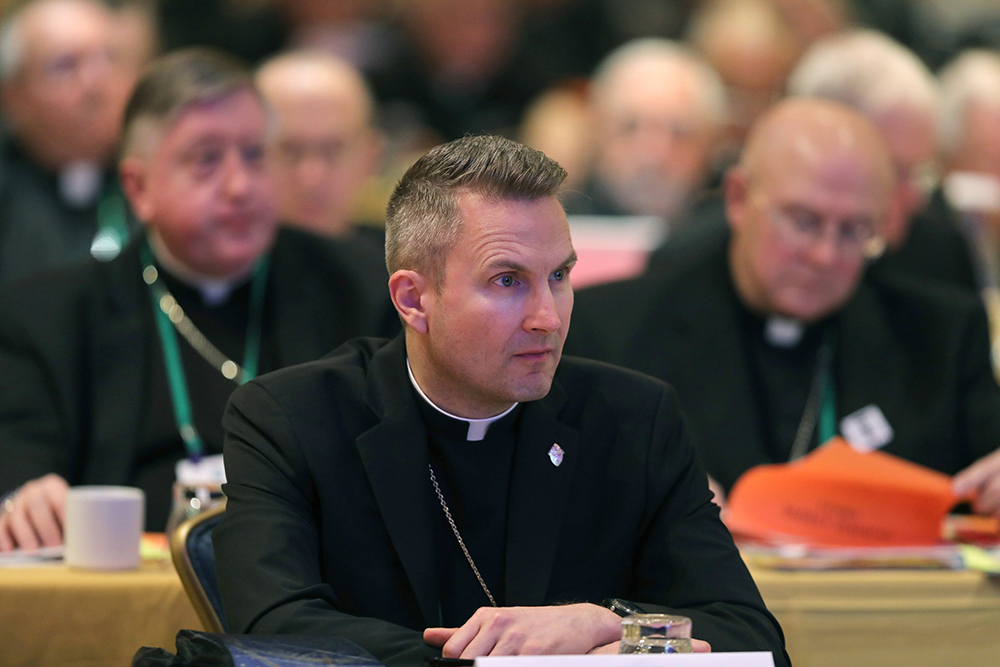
[724,164,750,233]
[118,157,153,223]
[388,269,431,334]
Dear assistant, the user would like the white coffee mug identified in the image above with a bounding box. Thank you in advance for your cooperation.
[64,486,145,570]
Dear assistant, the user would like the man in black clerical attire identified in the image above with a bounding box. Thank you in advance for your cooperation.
[568,99,1000,517]
[0,0,145,287]
[0,49,395,548]
[212,135,788,666]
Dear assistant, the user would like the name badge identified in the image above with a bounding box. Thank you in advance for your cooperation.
[175,453,226,485]
[840,404,894,452]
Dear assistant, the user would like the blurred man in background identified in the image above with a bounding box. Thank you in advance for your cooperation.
[256,51,382,239]
[0,0,146,286]
[938,50,1000,287]
[569,98,1000,516]
[562,38,726,231]
[0,49,394,550]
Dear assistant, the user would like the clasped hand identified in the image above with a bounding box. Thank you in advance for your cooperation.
[423,603,711,658]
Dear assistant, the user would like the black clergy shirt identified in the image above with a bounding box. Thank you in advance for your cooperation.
[414,389,520,627]
[136,265,278,529]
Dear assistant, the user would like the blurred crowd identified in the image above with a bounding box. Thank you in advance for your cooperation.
[4,0,1000,545]
[2,0,1000,279]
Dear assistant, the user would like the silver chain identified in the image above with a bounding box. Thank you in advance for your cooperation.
[788,343,832,462]
[143,265,245,384]
[428,464,498,607]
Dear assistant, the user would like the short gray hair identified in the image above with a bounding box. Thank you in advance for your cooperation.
[591,37,728,126]
[385,135,567,288]
[120,47,258,158]
[0,0,113,82]
[787,29,940,121]
[0,4,26,82]
[938,49,1000,157]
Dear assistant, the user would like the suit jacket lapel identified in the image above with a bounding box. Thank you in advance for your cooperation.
[504,380,579,606]
[355,336,439,626]
[84,244,148,484]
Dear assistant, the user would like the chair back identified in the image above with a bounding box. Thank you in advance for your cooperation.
[170,501,228,633]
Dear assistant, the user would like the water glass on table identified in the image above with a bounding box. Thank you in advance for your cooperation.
[619,614,693,654]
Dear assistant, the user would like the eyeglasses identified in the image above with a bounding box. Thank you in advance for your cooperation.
[752,191,885,259]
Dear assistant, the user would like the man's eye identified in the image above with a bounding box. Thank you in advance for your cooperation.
[496,275,516,287]
[789,212,822,235]
[193,149,223,167]
[840,222,874,243]
[242,144,265,164]
[45,54,79,78]
[552,269,566,282]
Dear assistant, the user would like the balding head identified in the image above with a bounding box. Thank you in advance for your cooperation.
[589,38,727,219]
[740,99,894,199]
[0,0,131,169]
[256,51,379,236]
[726,99,893,322]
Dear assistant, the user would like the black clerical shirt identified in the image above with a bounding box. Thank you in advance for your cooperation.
[737,302,837,464]
[136,266,279,530]
[413,391,520,627]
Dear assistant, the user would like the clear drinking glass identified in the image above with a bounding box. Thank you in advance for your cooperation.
[619,614,693,654]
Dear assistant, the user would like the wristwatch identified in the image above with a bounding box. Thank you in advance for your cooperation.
[601,598,645,617]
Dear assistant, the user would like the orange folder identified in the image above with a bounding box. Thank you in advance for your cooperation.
[726,438,984,547]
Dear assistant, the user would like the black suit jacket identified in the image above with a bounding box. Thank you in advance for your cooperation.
[567,227,1000,492]
[0,138,111,288]
[0,228,396,494]
[213,336,788,667]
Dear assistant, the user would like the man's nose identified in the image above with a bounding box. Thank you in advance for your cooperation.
[296,155,329,189]
[222,152,252,199]
[524,285,562,333]
[633,124,677,166]
[79,50,114,89]
[806,227,840,266]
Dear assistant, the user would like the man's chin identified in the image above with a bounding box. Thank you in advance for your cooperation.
[198,246,270,279]
[775,298,843,324]
[509,375,556,403]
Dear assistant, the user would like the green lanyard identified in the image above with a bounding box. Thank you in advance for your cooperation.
[90,182,131,261]
[818,357,838,445]
[140,239,270,460]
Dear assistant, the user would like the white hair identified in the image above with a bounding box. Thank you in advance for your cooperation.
[0,0,112,82]
[0,6,27,82]
[787,29,940,122]
[591,37,729,127]
[938,49,1000,157]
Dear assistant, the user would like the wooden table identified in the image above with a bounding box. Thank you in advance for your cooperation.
[4,553,1000,667]
[748,565,1000,667]
[0,559,203,667]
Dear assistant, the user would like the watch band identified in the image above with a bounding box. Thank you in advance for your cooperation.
[602,597,645,617]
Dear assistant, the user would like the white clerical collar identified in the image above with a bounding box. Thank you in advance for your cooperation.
[406,359,518,441]
[764,315,805,348]
[58,161,103,208]
[147,231,247,306]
